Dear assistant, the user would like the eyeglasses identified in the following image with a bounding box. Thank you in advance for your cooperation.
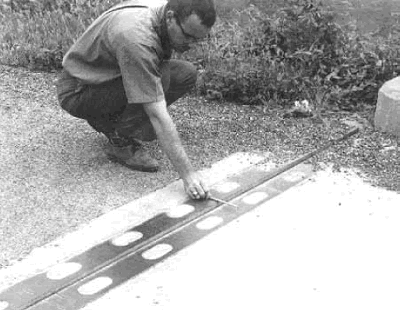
[175,17,208,43]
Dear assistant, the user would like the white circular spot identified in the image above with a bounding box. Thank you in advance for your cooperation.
[142,244,173,260]
[283,171,306,182]
[196,216,224,230]
[214,181,240,194]
[242,192,269,205]
[46,262,82,280]
[167,204,195,218]
[111,231,143,247]
[78,277,113,295]
[0,301,9,310]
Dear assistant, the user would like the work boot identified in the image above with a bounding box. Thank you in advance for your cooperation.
[105,133,159,172]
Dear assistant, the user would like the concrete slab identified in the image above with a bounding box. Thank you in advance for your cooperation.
[79,170,400,310]
[1,154,399,310]
[80,168,400,310]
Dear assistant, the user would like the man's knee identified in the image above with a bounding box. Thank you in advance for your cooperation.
[56,72,84,118]
[183,61,198,87]
[169,60,198,89]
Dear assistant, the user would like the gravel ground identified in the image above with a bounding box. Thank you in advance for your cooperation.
[0,64,399,268]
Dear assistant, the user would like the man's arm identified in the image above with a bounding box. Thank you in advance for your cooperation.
[143,100,209,199]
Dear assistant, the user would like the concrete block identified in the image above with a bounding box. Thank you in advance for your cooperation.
[374,77,400,136]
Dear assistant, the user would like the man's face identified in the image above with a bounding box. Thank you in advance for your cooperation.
[166,11,211,53]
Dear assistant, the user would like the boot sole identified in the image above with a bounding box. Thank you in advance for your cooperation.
[107,155,159,173]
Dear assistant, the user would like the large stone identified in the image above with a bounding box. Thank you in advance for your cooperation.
[375,77,400,137]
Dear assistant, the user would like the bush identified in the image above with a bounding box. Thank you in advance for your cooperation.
[193,0,400,110]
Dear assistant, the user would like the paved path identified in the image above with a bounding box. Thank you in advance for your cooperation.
[0,153,399,309]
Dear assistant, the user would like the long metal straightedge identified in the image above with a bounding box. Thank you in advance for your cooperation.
[0,128,359,310]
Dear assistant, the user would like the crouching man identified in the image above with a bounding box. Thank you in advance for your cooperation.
[57,0,216,200]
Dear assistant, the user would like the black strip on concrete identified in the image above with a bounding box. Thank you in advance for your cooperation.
[0,164,313,310]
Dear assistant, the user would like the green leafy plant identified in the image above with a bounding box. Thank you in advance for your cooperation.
[191,0,400,111]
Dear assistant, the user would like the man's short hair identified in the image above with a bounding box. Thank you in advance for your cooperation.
[167,0,216,28]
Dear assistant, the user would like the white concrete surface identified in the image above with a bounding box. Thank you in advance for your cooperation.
[81,167,400,310]
[1,154,400,310]
[375,76,400,136]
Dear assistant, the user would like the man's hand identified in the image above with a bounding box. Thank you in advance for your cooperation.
[143,101,209,200]
[183,171,210,200]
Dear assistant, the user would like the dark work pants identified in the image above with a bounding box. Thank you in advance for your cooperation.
[56,60,197,141]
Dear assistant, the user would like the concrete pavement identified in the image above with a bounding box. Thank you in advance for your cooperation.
[84,167,400,310]
[0,152,399,310]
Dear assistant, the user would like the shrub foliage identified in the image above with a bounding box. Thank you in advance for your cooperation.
[1,0,400,110]
[195,0,400,109]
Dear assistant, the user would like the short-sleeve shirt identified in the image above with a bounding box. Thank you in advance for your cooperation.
[62,0,172,104]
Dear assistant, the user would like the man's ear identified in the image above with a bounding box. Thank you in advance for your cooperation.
[166,10,175,22]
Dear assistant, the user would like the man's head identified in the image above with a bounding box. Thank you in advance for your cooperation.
[165,0,216,53]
